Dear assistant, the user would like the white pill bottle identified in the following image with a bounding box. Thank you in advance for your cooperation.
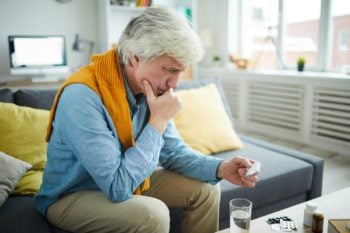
[303,201,318,227]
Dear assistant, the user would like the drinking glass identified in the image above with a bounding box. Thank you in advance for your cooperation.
[230,198,252,233]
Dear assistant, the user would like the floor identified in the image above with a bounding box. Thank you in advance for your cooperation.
[239,130,350,195]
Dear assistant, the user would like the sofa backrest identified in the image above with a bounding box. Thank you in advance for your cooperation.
[0,78,234,124]
[14,89,58,110]
[0,88,57,110]
[0,88,14,103]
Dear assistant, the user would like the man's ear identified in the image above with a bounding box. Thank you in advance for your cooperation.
[129,55,140,67]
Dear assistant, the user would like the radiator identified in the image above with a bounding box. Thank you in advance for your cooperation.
[198,68,350,154]
[311,86,350,147]
[246,80,304,135]
[220,78,239,119]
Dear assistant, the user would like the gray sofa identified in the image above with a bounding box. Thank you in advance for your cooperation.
[0,78,324,233]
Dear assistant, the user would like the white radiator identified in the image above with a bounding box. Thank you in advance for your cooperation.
[311,86,350,147]
[198,67,350,155]
[246,81,304,135]
[220,78,239,119]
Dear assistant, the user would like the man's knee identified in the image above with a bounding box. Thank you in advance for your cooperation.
[133,197,170,233]
[199,183,221,203]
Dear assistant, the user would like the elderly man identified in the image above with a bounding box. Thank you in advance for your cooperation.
[35,5,257,233]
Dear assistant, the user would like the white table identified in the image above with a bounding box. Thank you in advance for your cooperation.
[217,187,350,233]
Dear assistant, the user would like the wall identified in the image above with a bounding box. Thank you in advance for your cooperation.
[0,0,98,82]
[197,0,230,67]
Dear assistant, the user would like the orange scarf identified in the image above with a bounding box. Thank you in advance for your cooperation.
[46,49,150,195]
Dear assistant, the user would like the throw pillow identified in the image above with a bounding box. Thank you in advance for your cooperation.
[0,102,49,195]
[174,83,243,154]
[0,151,32,206]
[12,170,43,196]
[178,78,235,126]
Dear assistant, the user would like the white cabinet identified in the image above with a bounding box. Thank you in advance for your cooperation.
[97,0,196,52]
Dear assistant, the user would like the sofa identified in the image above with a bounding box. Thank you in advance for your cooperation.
[0,78,324,233]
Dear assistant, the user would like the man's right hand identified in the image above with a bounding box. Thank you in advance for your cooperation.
[143,80,182,133]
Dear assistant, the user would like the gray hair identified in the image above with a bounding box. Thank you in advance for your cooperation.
[117,5,204,66]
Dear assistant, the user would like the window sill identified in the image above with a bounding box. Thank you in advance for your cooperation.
[198,67,350,80]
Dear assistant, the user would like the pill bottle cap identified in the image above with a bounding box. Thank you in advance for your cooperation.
[305,202,318,211]
[313,210,324,217]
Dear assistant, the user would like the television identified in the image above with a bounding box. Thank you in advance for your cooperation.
[8,35,70,82]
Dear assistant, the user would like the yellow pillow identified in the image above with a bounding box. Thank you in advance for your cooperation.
[174,83,243,154]
[12,170,43,196]
[0,102,49,195]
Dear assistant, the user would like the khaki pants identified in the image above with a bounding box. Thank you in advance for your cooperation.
[47,168,221,233]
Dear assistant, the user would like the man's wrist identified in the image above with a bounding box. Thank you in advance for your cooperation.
[148,117,167,134]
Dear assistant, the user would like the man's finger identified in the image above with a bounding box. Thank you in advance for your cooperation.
[143,80,156,99]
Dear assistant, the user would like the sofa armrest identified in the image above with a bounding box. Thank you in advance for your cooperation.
[239,134,324,199]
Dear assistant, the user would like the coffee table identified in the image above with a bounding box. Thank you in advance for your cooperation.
[217,187,350,233]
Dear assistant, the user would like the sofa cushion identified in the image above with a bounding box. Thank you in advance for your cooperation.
[0,151,32,207]
[215,137,313,224]
[14,89,58,110]
[0,102,49,195]
[0,196,53,233]
[0,88,14,103]
[174,83,243,154]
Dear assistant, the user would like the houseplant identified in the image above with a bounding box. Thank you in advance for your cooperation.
[297,56,306,72]
[213,55,222,67]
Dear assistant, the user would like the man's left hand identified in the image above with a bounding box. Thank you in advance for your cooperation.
[217,156,258,187]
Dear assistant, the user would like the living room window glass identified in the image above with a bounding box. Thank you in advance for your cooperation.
[283,0,320,68]
[240,0,279,69]
[331,0,350,71]
[236,0,350,73]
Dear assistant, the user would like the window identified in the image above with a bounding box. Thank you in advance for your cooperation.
[241,0,279,69]
[236,0,350,72]
[331,0,350,70]
[283,0,320,67]
[338,30,349,51]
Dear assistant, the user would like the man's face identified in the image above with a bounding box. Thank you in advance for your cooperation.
[129,54,186,96]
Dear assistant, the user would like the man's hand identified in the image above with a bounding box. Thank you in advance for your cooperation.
[143,80,182,133]
[217,156,258,187]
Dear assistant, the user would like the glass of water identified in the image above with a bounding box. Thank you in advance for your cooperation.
[230,198,252,233]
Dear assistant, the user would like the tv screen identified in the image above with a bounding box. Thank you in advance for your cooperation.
[8,35,69,76]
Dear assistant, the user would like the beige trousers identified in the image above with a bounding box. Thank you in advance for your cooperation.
[47,168,220,233]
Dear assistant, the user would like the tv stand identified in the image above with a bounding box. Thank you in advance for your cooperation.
[0,75,65,90]
[31,75,62,83]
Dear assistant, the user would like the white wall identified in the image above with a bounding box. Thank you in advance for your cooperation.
[197,0,228,67]
[0,0,98,82]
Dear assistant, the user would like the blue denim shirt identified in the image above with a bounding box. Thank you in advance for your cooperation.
[34,81,222,216]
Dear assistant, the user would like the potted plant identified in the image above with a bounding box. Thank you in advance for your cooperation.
[297,56,306,72]
[213,55,222,67]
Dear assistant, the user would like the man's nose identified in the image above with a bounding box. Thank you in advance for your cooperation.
[166,75,180,89]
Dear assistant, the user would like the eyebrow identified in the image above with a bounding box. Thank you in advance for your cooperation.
[163,66,184,72]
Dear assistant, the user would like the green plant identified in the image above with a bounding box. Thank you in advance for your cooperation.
[297,56,306,65]
[213,55,221,61]
[297,56,306,72]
